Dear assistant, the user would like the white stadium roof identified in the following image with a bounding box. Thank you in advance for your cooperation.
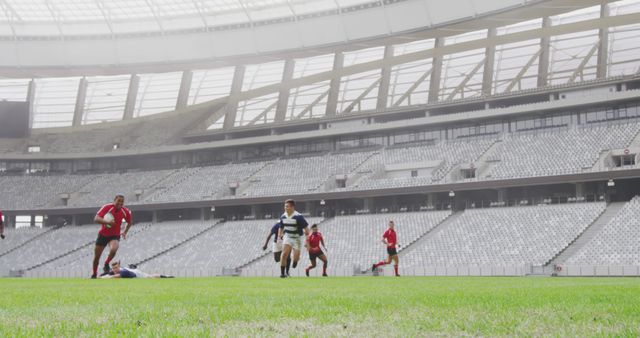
[1,0,640,130]
[0,0,610,75]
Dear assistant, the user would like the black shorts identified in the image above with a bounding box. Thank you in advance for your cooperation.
[309,250,325,261]
[387,247,398,256]
[96,235,120,247]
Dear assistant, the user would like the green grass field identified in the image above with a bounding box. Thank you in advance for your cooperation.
[1,277,639,336]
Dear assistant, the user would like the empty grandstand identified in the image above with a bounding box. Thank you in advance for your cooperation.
[1,0,640,278]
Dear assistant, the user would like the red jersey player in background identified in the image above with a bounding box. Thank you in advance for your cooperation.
[0,209,5,239]
[372,220,400,277]
[91,194,133,279]
[305,223,328,277]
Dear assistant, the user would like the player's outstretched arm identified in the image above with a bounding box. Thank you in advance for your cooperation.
[263,232,273,250]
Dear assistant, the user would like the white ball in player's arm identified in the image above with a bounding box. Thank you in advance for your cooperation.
[103,212,114,228]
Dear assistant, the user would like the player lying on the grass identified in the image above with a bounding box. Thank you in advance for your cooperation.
[372,220,401,277]
[91,194,133,279]
[262,221,291,276]
[101,261,174,279]
[278,199,309,278]
[0,208,4,239]
[305,223,328,277]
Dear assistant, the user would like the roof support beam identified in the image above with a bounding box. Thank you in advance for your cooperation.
[537,16,551,87]
[27,80,36,131]
[247,100,278,126]
[445,57,485,101]
[376,45,394,110]
[295,89,330,120]
[568,40,599,84]
[596,3,610,79]
[72,77,88,127]
[428,37,444,103]
[325,52,344,117]
[274,59,295,123]
[504,48,542,93]
[176,70,193,110]
[342,78,382,114]
[123,74,140,120]
[482,27,497,96]
[222,65,246,130]
[392,67,433,107]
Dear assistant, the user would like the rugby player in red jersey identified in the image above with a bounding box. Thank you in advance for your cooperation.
[91,195,132,279]
[372,220,400,277]
[305,223,328,277]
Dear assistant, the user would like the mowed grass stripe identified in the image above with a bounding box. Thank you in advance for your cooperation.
[0,277,639,336]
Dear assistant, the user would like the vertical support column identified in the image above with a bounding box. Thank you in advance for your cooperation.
[308,202,318,217]
[428,37,444,103]
[30,215,36,228]
[26,79,36,132]
[596,4,610,79]
[71,215,78,226]
[376,45,394,110]
[575,182,586,199]
[175,70,193,110]
[275,59,295,123]
[363,197,374,212]
[482,28,497,96]
[426,194,435,208]
[223,65,246,130]
[497,188,508,203]
[123,74,140,120]
[152,210,159,223]
[72,77,89,127]
[325,52,344,117]
[537,17,551,87]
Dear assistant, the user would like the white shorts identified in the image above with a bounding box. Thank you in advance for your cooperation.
[283,234,303,251]
[130,269,150,278]
[272,240,283,253]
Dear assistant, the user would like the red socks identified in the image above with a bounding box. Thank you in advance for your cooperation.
[394,265,399,276]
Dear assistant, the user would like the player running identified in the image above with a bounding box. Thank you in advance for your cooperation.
[305,223,328,277]
[91,194,133,279]
[262,222,291,276]
[101,261,173,279]
[371,220,401,277]
[278,199,309,278]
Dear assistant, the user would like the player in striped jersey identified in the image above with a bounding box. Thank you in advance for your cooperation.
[277,199,309,278]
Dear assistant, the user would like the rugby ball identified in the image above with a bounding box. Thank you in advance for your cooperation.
[103,212,114,228]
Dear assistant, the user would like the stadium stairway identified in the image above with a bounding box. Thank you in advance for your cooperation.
[144,167,203,202]
[135,219,224,267]
[349,210,455,274]
[234,162,272,197]
[0,225,64,258]
[141,168,181,201]
[471,139,503,180]
[394,211,460,262]
[545,201,626,267]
